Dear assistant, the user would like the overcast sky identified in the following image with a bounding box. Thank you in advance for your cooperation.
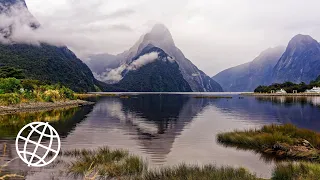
[25,0,320,76]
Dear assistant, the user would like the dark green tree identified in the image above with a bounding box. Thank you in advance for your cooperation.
[0,66,25,79]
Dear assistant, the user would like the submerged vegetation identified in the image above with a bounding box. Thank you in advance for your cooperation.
[0,77,75,105]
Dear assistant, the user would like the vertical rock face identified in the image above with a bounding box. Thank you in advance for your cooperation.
[89,24,223,92]
[213,46,285,92]
[272,34,320,84]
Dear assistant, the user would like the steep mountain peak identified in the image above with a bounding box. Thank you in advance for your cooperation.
[272,34,320,84]
[108,23,223,92]
[143,23,175,48]
[287,34,319,49]
[150,24,171,37]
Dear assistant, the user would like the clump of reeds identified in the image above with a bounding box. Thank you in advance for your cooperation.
[272,162,320,180]
[138,164,259,180]
[217,124,320,161]
[62,147,146,179]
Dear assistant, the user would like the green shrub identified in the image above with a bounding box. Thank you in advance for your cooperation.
[60,86,75,100]
[0,93,21,105]
[0,78,76,104]
[0,78,21,93]
[42,90,61,102]
[21,79,43,91]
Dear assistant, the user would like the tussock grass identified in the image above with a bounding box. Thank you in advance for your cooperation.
[57,145,320,180]
[139,164,260,180]
[272,162,320,180]
[217,124,320,161]
[62,147,147,179]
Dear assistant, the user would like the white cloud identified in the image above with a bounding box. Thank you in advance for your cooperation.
[104,64,127,82]
[95,52,160,82]
[127,52,159,70]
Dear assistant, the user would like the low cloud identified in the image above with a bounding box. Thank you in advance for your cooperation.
[0,3,64,46]
[0,3,136,57]
[127,52,159,70]
[94,52,162,82]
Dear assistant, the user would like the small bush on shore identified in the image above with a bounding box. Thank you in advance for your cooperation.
[0,93,21,105]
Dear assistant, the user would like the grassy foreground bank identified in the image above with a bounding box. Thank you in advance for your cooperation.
[58,147,260,180]
[55,146,320,180]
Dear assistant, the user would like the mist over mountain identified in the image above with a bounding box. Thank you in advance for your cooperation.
[272,34,320,84]
[88,24,223,92]
[0,0,112,92]
[213,46,285,92]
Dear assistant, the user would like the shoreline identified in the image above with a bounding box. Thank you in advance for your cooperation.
[0,100,94,115]
[242,93,320,96]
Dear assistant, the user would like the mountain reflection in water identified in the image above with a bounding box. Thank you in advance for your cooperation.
[1,94,320,179]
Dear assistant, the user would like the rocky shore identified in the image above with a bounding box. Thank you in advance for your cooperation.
[0,100,94,115]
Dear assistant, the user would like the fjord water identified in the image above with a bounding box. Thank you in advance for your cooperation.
[2,94,320,179]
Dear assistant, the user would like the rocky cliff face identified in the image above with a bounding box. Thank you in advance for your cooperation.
[272,34,320,84]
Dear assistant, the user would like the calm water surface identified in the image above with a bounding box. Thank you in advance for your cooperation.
[1,94,320,179]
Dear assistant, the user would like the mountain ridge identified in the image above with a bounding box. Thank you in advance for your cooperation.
[88,24,223,92]
[272,34,320,84]
[115,45,193,92]
[213,46,285,92]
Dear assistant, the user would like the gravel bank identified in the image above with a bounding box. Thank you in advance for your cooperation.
[0,100,94,115]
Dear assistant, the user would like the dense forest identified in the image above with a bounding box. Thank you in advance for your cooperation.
[0,44,99,92]
[254,76,320,93]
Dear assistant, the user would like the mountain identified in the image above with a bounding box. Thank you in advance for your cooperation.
[0,0,113,92]
[88,24,223,92]
[115,45,192,92]
[213,46,285,92]
[272,34,320,84]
